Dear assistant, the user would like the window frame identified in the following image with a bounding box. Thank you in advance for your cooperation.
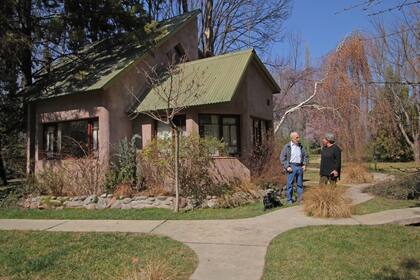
[41,118,99,160]
[198,114,241,156]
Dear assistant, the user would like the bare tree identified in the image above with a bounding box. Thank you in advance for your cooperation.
[155,0,291,56]
[272,34,338,136]
[369,8,420,162]
[132,59,207,212]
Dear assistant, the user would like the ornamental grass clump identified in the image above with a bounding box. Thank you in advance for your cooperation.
[341,164,374,184]
[303,186,351,218]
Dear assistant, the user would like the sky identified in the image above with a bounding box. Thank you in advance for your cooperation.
[269,0,400,66]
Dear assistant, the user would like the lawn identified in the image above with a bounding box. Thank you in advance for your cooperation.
[0,201,291,220]
[353,197,420,215]
[263,225,420,280]
[367,161,420,173]
[0,230,197,280]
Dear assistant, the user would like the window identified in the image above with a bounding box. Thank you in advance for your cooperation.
[42,119,98,159]
[253,118,270,146]
[166,43,187,64]
[199,114,240,156]
[156,115,186,140]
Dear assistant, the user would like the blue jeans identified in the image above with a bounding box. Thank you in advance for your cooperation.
[287,164,304,203]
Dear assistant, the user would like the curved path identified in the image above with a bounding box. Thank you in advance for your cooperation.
[1,173,419,280]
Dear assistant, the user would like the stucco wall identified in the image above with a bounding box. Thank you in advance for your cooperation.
[32,92,109,173]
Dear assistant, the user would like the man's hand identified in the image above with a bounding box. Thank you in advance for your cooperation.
[331,170,338,177]
[302,165,306,171]
[286,167,292,173]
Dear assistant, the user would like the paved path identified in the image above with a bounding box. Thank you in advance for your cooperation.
[1,173,419,280]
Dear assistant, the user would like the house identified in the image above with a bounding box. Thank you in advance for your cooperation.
[25,10,280,175]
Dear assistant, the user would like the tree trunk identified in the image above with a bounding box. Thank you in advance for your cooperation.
[174,128,180,212]
[180,0,188,13]
[21,0,33,87]
[0,140,7,186]
[414,139,420,163]
[203,0,214,57]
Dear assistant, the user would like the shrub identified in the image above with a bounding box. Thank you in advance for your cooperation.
[341,164,374,184]
[62,156,106,195]
[33,156,106,196]
[303,186,351,218]
[37,167,66,195]
[139,135,226,204]
[105,137,139,193]
[216,181,263,208]
[364,172,420,200]
[247,136,286,189]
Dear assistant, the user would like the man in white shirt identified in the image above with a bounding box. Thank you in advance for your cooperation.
[280,132,308,204]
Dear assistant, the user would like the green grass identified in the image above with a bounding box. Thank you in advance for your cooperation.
[352,197,420,215]
[367,161,419,173]
[0,230,197,280]
[263,225,420,280]
[0,201,291,220]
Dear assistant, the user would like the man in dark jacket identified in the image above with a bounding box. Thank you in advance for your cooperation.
[280,132,308,204]
[319,132,341,186]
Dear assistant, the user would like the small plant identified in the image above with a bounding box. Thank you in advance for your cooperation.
[341,163,374,184]
[216,181,263,208]
[303,185,351,218]
[105,136,140,193]
[37,167,66,195]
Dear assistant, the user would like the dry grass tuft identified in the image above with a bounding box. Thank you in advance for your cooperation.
[126,259,175,280]
[303,186,352,218]
[341,163,374,184]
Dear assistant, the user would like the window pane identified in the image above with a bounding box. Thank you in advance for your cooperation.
[92,120,99,151]
[222,117,237,125]
[157,122,172,139]
[60,120,89,157]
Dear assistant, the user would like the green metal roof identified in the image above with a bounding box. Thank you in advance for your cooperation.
[135,49,280,112]
[28,10,200,101]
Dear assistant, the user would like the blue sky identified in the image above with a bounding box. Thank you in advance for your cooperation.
[268,0,398,66]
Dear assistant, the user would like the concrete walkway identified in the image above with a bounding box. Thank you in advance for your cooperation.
[1,173,419,280]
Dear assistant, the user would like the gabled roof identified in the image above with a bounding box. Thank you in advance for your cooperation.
[28,10,200,101]
[135,49,280,112]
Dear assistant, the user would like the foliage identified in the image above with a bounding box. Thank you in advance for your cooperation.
[0,231,197,280]
[248,137,286,188]
[368,124,413,162]
[364,172,420,200]
[105,137,139,193]
[216,181,263,208]
[341,164,374,184]
[139,135,226,203]
[37,167,66,196]
[302,186,351,218]
[33,157,106,196]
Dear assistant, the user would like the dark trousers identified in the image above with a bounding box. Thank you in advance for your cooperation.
[319,176,337,186]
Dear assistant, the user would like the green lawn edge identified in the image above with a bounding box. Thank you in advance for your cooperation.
[262,224,420,280]
[0,201,293,220]
[352,197,420,215]
[0,230,198,280]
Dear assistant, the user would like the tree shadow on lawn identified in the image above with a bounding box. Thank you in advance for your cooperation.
[372,257,419,280]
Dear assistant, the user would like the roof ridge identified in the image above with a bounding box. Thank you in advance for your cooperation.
[181,49,254,66]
